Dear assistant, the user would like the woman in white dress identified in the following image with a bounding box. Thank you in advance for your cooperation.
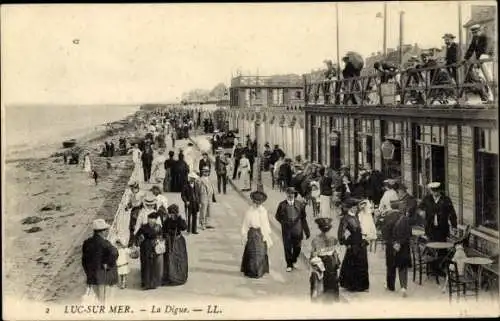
[238,154,251,191]
[130,144,144,183]
[83,152,93,176]
[357,200,378,249]
[241,190,272,278]
[152,149,167,184]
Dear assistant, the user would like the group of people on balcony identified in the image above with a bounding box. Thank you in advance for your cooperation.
[311,23,494,106]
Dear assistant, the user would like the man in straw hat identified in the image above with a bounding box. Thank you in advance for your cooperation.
[82,219,119,303]
[134,192,161,237]
[241,189,272,279]
[417,182,457,242]
[215,147,229,194]
[310,217,340,302]
[275,187,311,272]
[181,172,201,234]
[442,33,458,82]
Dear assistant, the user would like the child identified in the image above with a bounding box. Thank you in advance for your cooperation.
[310,180,321,217]
[115,239,131,289]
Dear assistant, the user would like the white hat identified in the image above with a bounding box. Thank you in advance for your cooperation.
[470,24,481,31]
[188,172,199,179]
[427,182,441,189]
[92,219,110,231]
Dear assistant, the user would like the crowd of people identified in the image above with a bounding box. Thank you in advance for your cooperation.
[314,24,494,106]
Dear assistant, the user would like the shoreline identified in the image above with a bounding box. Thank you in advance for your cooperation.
[3,111,141,302]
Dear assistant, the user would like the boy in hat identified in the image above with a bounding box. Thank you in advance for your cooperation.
[275,187,310,272]
[199,166,216,230]
[310,217,340,302]
[417,182,457,242]
[82,219,119,303]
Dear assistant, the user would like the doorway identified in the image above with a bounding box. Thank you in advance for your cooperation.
[475,151,499,230]
[413,143,446,199]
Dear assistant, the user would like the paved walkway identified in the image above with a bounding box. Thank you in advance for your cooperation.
[190,134,498,305]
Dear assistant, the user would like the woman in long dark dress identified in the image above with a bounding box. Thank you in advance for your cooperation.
[135,212,164,290]
[310,217,341,302]
[162,204,188,286]
[172,153,189,193]
[164,151,176,192]
[240,191,272,278]
[338,198,370,292]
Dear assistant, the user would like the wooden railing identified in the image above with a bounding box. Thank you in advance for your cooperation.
[304,58,498,108]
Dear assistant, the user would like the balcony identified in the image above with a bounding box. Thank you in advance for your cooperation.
[304,59,497,112]
[231,75,303,88]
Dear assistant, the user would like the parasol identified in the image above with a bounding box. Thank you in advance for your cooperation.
[344,51,364,70]
[197,137,212,153]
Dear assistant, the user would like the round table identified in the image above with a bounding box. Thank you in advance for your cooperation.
[463,257,494,290]
[426,242,454,249]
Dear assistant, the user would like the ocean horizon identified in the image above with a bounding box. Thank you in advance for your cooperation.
[3,104,140,159]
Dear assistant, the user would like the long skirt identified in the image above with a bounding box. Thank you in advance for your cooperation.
[319,195,332,218]
[339,243,369,292]
[240,170,251,190]
[162,234,188,286]
[163,169,172,192]
[139,242,163,290]
[132,161,144,183]
[241,228,269,278]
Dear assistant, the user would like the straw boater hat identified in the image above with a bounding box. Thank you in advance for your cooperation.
[285,187,297,195]
[92,219,110,231]
[188,172,199,179]
[250,190,268,203]
[442,33,456,39]
[143,193,157,206]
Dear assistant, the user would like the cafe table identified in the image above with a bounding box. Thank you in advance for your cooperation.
[425,242,455,284]
[463,257,494,290]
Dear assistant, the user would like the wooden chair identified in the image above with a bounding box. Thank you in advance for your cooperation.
[447,261,479,302]
[412,240,439,285]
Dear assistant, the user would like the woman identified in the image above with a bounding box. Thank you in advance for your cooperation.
[83,152,93,176]
[238,153,251,191]
[125,181,145,247]
[172,152,189,193]
[152,149,166,184]
[163,151,176,192]
[130,143,144,183]
[358,200,378,245]
[338,198,370,292]
[135,212,164,290]
[318,167,334,219]
[240,190,272,278]
[162,204,188,286]
[310,217,341,302]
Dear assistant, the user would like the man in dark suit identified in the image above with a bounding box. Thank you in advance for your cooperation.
[443,33,458,82]
[198,152,211,176]
[181,172,201,234]
[417,182,457,242]
[215,148,229,194]
[82,219,119,303]
[275,187,311,272]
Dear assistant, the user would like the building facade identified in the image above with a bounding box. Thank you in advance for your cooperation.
[303,61,498,258]
[227,75,306,159]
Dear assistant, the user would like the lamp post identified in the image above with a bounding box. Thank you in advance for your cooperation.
[255,107,264,192]
[376,2,388,57]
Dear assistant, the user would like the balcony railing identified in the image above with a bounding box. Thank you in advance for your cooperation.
[304,59,497,108]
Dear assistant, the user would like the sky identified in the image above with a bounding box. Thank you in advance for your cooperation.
[1,1,496,105]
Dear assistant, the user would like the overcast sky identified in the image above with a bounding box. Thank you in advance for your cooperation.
[1,1,496,105]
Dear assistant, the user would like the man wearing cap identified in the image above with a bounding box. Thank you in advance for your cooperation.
[418,182,457,242]
[462,24,494,102]
[82,219,119,303]
[181,172,201,234]
[442,33,458,82]
[215,148,229,194]
[275,187,311,272]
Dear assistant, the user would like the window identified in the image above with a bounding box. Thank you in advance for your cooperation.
[295,91,302,99]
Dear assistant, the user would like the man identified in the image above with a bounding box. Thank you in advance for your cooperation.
[461,24,494,102]
[198,152,212,176]
[275,187,311,272]
[215,148,228,194]
[443,33,458,82]
[199,167,217,230]
[381,200,412,297]
[357,164,384,205]
[418,182,457,242]
[141,144,154,183]
[181,172,201,234]
[232,143,244,180]
[397,184,420,227]
[82,219,119,303]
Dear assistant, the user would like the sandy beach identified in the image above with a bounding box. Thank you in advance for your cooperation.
[3,113,141,303]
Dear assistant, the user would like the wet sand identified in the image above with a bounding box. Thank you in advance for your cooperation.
[3,115,140,302]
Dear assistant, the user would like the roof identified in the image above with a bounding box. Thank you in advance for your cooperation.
[463,6,496,27]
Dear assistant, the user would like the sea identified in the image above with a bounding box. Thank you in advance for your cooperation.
[3,104,140,160]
